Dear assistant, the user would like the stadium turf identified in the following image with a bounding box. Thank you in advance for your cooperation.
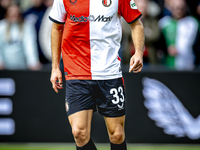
[0,144,200,150]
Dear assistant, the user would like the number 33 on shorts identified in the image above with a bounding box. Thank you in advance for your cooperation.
[110,86,125,109]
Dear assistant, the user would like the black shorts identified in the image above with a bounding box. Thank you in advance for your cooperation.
[65,78,126,117]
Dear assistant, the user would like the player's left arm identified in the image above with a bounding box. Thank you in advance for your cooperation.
[129,19,144,73]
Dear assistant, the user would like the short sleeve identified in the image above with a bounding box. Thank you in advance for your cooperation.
[118,0,142,24]
[49,0,67,24]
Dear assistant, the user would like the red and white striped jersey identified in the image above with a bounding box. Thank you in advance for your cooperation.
[49,0,141,80]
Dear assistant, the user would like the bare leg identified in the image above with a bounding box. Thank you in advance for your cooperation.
[68,109,93,147]
[105,115,126,150]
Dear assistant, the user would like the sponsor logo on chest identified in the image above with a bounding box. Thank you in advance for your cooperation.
[70,15,113,22]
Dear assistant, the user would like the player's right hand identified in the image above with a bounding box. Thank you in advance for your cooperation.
[50,69,63,93]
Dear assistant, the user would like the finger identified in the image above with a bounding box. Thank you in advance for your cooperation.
[133,66,142,73]
[51,77,58,93]
[133,64,142,71]
[129,60,139,73]
[56,82,63,89]
[56,86,63,90]
[52,81,58,93]
[58,76,63,87]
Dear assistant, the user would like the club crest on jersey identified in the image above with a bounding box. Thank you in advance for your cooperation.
[69,0,77,4]
[102,0,112,7]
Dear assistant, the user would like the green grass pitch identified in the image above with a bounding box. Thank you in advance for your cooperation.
[0,143,200,150]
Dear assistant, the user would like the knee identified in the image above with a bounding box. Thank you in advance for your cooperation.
[72,128,89,142]
[109,131,124,144]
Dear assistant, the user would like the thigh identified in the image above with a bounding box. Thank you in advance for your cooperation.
[104,115,125,137]
[68,109,93,134]
[68,109,93,147]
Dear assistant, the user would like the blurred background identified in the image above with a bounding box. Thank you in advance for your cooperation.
[0,0,200,71]
[0,0,200,149]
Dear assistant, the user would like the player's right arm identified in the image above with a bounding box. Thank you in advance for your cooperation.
[50,22,64,93]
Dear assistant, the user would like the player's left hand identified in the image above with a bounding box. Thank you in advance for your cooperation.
[129,52,143,73]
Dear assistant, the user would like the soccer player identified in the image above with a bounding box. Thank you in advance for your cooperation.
[49,0,144,149]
